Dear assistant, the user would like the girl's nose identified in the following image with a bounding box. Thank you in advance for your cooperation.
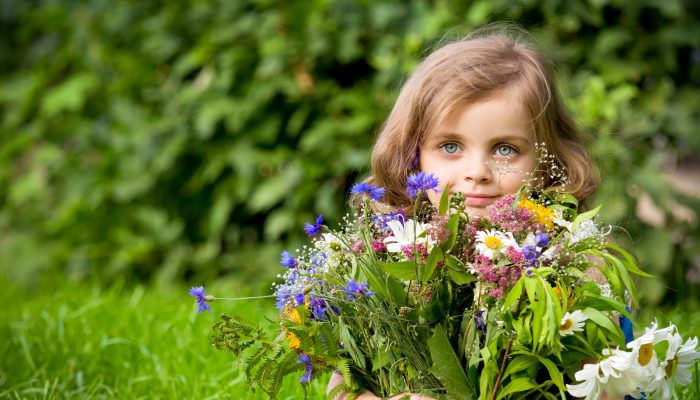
[462,154,493,183]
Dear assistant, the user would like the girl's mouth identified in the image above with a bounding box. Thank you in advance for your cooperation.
[464,194,499,207]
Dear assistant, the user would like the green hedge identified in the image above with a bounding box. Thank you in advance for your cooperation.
[1,1,698,304]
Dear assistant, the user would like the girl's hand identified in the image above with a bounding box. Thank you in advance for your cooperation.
[327,371,435,400]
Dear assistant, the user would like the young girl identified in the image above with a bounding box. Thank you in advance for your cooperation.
[328,27,606,400]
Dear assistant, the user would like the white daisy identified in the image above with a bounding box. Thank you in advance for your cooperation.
[474,230,518,260]
[645,324,700,399]
[383,218,430,253]
[566,359,610,400]
[559,310,587,336]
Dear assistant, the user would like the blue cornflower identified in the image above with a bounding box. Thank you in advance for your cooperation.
[280,251,297,268]
[303,214,323,236]
[297,353,314,383]
[371,210,405,232]
[350,182,385,201]
[406,172,439,198]
[308,296,328,321]
[341,280,375,300]
[294,292,305,306]
[522,245,540,267]
[189,286,212,313]
[535,232,550,248]
[475,310,486,332]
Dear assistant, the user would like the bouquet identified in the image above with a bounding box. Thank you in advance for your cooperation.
[193,172,700,399]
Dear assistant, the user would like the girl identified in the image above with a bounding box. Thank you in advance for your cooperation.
[329,27,607,400]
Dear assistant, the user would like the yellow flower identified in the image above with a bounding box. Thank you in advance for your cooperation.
[283,304,302,323]
[286,332,301,349]
[519,198,556,229]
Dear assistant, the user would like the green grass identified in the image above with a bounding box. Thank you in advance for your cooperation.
[2,274,699,399]
[0,275,329,399]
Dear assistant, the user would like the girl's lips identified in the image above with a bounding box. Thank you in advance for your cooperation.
[464,194,499,207]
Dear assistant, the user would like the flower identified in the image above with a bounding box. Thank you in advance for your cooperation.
[559,310,587,336]
[383,218,431,253]
[286,332,301,349]
[342,280,375,300]
[297,353,314,383]
[535,232,549,247]
[566,361,607,400]
[280,251,297,268]
[406,172,439,198]
[641,323,700,398]
[351,182,385,201]
[474,230,518,260]
[304,214,323,236]
[189,286,212,313]
[518,198,556,229]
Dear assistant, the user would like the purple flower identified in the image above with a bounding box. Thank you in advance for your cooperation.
[350,182,385,201]
[294,292,305,306]
[535,232,550,248]
[304,214,323,236]
[522,245,540,267]
[406,172,439,198]
[308,296,328,321]
[297,353,314,383]
[341,280,375,300]
[189,286,211,313]
[280,251,297,268]
[475,310,485,332]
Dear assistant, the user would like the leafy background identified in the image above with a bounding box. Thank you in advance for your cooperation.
[1,0,699,398]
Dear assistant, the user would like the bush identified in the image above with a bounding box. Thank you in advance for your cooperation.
[1,1,698,304]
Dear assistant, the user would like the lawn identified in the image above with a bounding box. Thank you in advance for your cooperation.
[0,275,328,399]
[2,273,699,399]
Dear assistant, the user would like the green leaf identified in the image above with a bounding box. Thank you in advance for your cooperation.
[448,269,477,285]
[582,307,624,346]
[571,205,600,232]
[423,246,444,282]
[382,261,419,281]
[443,214,460,251]
[495,377,537,400]
[438,183,451,216]
[428,325,474,397]
[338,318,365,369]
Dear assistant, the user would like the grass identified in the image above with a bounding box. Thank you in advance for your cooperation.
[2,273,699,399]
[0,275,328,399]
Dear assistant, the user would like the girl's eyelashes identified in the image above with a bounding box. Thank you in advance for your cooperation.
[440,142,460,154]
[494,143,518,157]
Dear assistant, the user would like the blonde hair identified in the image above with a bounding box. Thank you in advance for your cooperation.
[367,28,598,208]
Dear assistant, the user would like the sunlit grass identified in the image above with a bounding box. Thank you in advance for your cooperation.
[0,275,328,399]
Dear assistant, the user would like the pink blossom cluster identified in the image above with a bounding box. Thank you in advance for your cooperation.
[472,253,525,298]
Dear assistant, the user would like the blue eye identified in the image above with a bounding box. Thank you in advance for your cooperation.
[441,143,460,154]
[495,144,517,157]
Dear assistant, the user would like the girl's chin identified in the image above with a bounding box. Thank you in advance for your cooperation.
[465,206,489,218]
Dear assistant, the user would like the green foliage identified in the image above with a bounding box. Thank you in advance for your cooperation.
[0,273,329,398]
[0,1,698,307]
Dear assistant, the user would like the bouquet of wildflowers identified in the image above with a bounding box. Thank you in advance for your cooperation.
[195,173,700,399]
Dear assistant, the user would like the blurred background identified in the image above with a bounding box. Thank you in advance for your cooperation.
[1,1,699,398]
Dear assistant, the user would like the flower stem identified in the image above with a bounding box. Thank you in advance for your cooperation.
[490,336,513,400]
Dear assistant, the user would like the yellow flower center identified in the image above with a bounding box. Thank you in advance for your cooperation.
[560,319,573,331]
[485,236,502,250]
[638,343,654,366]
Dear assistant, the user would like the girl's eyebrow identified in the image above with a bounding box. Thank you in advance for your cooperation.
[427,132,532,145]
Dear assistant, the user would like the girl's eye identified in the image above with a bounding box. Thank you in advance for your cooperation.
[495,144,517,157]
[441,143,460,154]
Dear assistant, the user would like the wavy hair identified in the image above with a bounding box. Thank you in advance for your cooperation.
[366,27,598,209]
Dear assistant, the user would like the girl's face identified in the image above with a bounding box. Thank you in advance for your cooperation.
[419,91,538,217]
